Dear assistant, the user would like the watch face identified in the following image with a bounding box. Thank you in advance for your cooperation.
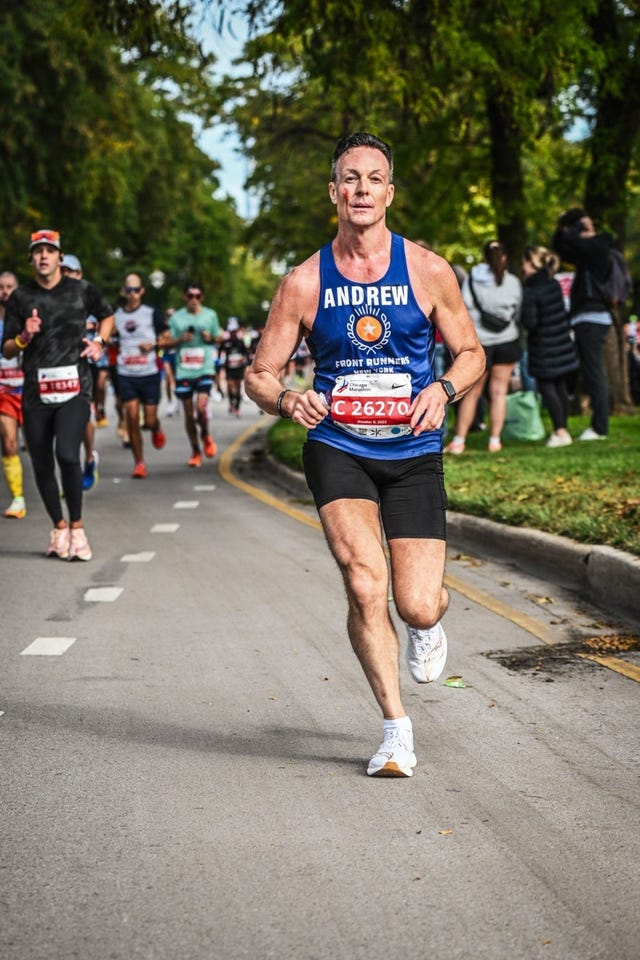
[440,379,455,399]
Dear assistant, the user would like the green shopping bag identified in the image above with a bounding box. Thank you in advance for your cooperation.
[502,391,545,441]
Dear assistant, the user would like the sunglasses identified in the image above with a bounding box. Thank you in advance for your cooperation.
[30,229,60,244]
[125,286,142,294]
[186,292,202,300]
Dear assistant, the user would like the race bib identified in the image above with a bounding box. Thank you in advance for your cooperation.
[330,372,413,439]
[38,365,80,404]
[123,354,149,367]
[0,359,24,391]
[181,348,205,370]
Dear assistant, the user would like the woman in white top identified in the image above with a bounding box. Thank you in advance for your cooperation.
[445,240,522,453]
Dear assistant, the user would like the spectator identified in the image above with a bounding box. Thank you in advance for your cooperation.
[552,208,614,440]
[445,240,522,454]
[521,245,579,447]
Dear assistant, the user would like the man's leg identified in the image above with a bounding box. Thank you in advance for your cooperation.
[388,538,449,629]
[318,498,406,720]
[125,398,143,465]
[1,412,26,517]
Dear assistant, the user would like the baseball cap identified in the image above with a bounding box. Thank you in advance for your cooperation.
[227,317,240,331]
[62,254,82,272]
[29,229,61,251]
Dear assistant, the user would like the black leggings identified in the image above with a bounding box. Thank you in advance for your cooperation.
[537,377,570,432]
[23,395,90,524]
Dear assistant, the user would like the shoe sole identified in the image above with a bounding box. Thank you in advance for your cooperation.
[367,762,414,778]
[5,512,26,519]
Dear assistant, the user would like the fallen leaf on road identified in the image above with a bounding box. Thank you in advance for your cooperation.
[438,829,454,836]
[445,676,470,688]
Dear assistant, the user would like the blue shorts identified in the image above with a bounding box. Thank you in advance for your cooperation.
[175,376,214,399]
[303,440,447,540]
[119,373,161,405]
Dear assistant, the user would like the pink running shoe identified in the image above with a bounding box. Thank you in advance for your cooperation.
[69,527,92,561]
[46,527,70,559]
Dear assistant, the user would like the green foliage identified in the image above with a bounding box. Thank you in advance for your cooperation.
[0,0,279,322]
[211,0,639,280]
[267,412,640,555]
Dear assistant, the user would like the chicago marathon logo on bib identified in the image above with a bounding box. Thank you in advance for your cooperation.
[347,307,391,355]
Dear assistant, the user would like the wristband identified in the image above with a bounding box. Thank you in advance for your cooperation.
[15,334,29,350]
[276,389,291,418]
[93,335,105,348]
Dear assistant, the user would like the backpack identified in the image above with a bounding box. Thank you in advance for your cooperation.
[597,249,633,307]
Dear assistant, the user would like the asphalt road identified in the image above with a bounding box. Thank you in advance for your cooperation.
[1,394,638,960]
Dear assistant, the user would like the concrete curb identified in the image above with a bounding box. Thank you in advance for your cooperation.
[262,452,640,627]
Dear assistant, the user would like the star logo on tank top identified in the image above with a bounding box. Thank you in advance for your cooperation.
[347,306,391,355]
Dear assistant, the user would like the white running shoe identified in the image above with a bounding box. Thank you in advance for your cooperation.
[579,427,607,441]
[5,496,26,518]
[546,432,572,448]
[406,622,448,683]
[367,725,417,778]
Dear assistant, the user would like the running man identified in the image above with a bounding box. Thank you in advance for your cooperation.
[245,133,485,777]
[159,282,220,467]
[113,273,167,479]
[219,317,249,416]
[2,229,114,560]
[0,270,26,518]
[60,254,100,491]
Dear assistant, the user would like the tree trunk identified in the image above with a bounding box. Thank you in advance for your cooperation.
[486,89,526,272]
[605,310,633,410]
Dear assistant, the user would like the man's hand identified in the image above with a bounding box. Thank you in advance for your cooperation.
[24,308,42,338]
[288,389,330,428]
[81,337,105,361]
[409,383,448,435]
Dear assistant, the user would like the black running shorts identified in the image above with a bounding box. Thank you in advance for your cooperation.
[302,440,447,540]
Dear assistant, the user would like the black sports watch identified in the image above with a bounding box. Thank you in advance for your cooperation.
[437,378,456,401]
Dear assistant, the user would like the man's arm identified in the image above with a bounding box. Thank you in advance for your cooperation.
[245,255,328,427]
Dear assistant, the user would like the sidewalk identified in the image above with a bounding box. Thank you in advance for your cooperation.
[252,439,640,628]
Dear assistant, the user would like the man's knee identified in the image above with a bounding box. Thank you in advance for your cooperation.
[343,559,388,614]
[395,586,449,629]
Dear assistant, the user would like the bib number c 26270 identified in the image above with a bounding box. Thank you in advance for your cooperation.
[330,372,413,439]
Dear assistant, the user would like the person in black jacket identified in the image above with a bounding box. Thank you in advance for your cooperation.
[551,208,613,439]
[521,245,579,447]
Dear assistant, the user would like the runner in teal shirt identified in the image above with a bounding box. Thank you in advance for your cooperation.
[160,283,221,467]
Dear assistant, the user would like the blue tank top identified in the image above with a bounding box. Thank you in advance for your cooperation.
[307,232,441,459]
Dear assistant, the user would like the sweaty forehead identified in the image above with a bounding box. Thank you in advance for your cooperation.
[337,146,389,174]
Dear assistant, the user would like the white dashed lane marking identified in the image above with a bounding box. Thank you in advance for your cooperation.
[121,552,156,562]
[151,524,180,533]
[194,485,216,491]
[173,501,199,509]
[21,637,76,656]
[84,587,124,603]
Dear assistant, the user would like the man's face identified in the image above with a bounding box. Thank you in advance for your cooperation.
[328,146,394,228]
[61,267,82,280]
[0,274,17,305]
[184,288,203,314]
[122,275,144,310]
[30,244,62,282]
